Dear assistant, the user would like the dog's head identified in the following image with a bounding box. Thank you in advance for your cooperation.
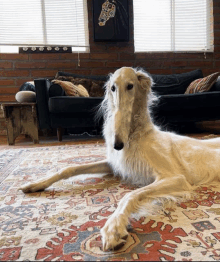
[103,67,153,150]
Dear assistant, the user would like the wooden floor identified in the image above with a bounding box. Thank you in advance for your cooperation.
[0,134,105,150]
[0,126,220,150]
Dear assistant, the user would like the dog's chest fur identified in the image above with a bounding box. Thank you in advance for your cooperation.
[106,140,156,186]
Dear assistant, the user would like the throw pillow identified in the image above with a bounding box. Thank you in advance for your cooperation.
[19,81,35,92]
[55,75,105,97]
[185,72,220,94]
[55,71,107,82]
[52,80,89,97]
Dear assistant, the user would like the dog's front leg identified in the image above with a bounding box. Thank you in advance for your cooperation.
[101,190,137,251]
[20,160,112,193]
[101,175,192,251]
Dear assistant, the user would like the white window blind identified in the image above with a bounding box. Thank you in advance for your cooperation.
[133,0,213,52]
[0,0,89,52]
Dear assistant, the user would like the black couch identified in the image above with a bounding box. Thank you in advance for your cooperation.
[34,69,220,141]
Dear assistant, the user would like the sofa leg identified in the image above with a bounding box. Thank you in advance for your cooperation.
[57,127,62,141]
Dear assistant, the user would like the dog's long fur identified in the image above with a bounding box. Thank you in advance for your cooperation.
[20,67,220,251]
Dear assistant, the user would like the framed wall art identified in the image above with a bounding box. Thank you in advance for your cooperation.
[93,0,129,42]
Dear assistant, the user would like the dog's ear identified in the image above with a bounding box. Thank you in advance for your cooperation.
[136,70,153,91]
[104,73,113,91]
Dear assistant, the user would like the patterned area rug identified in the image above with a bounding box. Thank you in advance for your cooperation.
[1,142,220,261]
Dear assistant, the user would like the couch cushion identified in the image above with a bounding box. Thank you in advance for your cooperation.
[209,76,220,92]
[151,69,203,95]
[185,72,220,94]
[48,83,65,97]
[154,91,220,111]
[49,96,103,113]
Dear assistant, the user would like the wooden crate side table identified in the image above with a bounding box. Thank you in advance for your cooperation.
[1,102,39,145]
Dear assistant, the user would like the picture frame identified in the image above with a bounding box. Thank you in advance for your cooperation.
[93,0,129,42]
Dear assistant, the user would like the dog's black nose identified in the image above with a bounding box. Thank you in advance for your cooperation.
[114,142,124,151]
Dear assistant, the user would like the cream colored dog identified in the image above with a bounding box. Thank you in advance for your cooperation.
[20,67,220,251]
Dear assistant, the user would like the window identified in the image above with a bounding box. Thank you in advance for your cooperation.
[133,0,213,52]
[0,0,89,53]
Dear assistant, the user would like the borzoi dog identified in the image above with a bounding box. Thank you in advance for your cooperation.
[20,67,220,251]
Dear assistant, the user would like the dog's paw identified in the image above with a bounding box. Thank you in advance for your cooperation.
[101,215,129,252]
[19,180,49,193]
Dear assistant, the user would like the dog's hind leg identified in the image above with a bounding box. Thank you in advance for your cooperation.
[19,160,112,193]
[101,175,192,251]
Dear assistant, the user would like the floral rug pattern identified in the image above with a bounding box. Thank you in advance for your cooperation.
[1,143,220,261]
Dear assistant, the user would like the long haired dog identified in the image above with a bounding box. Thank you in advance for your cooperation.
[20,67,220,251]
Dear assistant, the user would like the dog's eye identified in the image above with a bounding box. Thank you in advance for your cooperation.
[127,84,133,90]
[111,85,116,92]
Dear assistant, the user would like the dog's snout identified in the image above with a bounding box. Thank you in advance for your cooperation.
[114,134,124,151]
[114,141,124,151]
